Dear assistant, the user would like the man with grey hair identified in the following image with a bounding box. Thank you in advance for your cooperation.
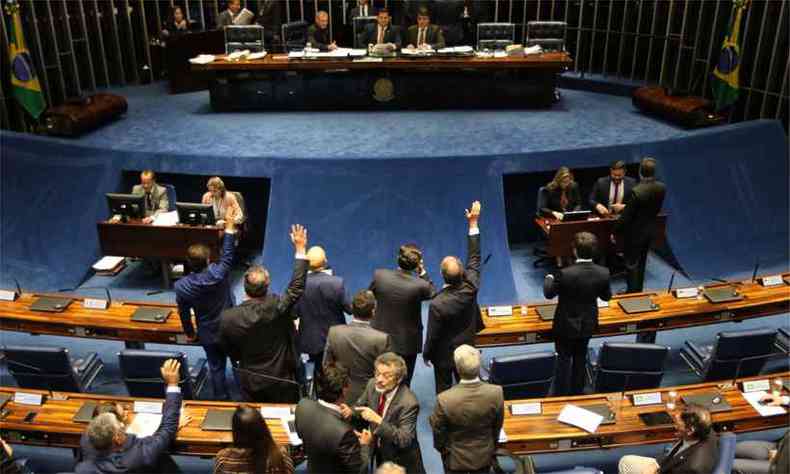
[75,360,183,473]
[430,345,504,474]
[376,461,406,474]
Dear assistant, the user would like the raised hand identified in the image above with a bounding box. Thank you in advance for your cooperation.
[465,201,481,229]
[160,359,181,387]
[290,224,308,254]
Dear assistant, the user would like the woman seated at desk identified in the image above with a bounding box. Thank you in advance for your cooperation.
[540,166,583,221]
[202,176,244,227]
[160,6,191,40]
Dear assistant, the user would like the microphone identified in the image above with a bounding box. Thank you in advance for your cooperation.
[666,271,676,294]
[13,278,22,296]
[483,253,492,266]
[751,258,760,283]
[232,365,301,387]
[59,286,113,306]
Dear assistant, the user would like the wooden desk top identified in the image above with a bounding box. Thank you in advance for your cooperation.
[477,275,790,347]
[191,51,573,72]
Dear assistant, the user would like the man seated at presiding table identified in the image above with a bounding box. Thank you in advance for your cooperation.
[405,6,446,50]
[307,11,338,51]
[131,169,169,224]
[540,166,583,221]
[202,176,244,227]
[217,0,253,27]
[359,9,402,50]
[589,160,636,217]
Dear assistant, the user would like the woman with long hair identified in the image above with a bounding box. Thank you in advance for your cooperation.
[214,405,294,474]
[540,166,582,220]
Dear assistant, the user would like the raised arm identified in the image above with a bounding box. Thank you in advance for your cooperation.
[276,224,309,317]
[465,201,482,288]
[208,209,238,283]
[140,360,182,462]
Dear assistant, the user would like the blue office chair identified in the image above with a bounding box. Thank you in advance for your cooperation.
[712,432,736,474]
[533,186,553,268]
[587,342,670,392]
[477,22,515,50]
[2,345,103,392]
[541,469,603,474]
[485,351,556,399]
[776,327,789,353]
[161,183,177,212]
[118,349,207,400]
[680,327,778,382]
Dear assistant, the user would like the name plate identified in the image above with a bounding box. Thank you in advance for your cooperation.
[742,379,771,393]
[487,306,513,317]
[511,402,542,415]
[674,287,699,298]
[761,275,784,287]
[133,401,163,414]
[596,298,609,308]
[0,290,18,301]
[83,298,109,310]
[632,392,662,406]
[14,392,43,405]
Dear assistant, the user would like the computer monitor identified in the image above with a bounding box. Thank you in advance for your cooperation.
[106,193,145,221]
[176,202,216,226]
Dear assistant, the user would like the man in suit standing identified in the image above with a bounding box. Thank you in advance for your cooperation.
[369,240,435,387]
[217,0,253,27]
[544,232,612,396]
[360,9,402,49]
[353,352,425,474]
[295,246,350,379]
[423,201,482,394]
[219,224,309,403]
[307,11,337,51]
[257,0,283,45]
[175,209,239,400]
[75,360,183,473]
[589,160,636,217]
[405,7,446,49]
[430,345,504,474]
[295,363,367,474]
[324,289,393,403]
[131,170,168,224]
[349,0,376,20]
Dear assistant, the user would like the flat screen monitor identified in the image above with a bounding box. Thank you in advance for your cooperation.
[176,202,215,226]
[106,193,145,221]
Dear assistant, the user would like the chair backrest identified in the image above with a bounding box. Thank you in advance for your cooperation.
[281,21,309,51]
[162,183,177,212]
[224,24,265,53]
[477,23,515,50]
[489,351,556,399]
[526,21,566,51]
[118,350,194,399]
[594,342,669,392]
[536,186,550,216]
[2,345,81,392]
[712,432,736,474]
[705,328,777,381]
[353,16,377,48]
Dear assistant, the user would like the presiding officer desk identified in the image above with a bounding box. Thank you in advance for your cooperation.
[1,372,787,457]
[191,51,572,111]
[477,274,790,347]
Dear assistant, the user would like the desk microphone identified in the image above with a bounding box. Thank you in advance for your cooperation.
[751,258,760,283]
[666,271,676,294]
[59,286,112,305]
[483,254,492,266]
[12,278,22,297]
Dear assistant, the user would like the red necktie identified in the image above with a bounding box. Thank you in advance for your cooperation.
[376,393,386,415]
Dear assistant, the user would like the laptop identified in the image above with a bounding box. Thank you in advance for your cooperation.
[73,401,99,423]
[681,392,732,413]
[562,210,591,222]
[703,286,744,304]
[618,297,659,314]
[29,296,73,313]
[201,409,235,431]
[130,307,171,323]
[585,403,616,425]
[535,305,557,321]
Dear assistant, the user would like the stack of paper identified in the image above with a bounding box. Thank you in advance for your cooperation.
[742,391,788,417]
[282,415,302,446]
[437,46,474,54]
[92,256,125,276]
[557,404,604,433]
[152,210,178,227]
[261,406,291,419]
[524,45,543,56]
[126,413,163,437]
[189,54,216,65]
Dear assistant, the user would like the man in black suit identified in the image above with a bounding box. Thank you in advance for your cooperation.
[589,160,636,217]
[423,200,482,394]
[544,232,612,396]
[359,9,402,48]
[218,224,309,403]
[307,11,337,51]
[256,0,282,45]
[349,0,376,20]
[370,239,435,387]
[295,245,350,380]
[405,6,446,49]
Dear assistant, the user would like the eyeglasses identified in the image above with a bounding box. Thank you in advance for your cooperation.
[375,370,397,379]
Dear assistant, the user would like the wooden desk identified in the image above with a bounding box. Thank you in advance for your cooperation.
[97,221,224,260]
[477,275,790,347]
[192,52,572,111]
[534,214,668,258]
[165,30,225,93]
[501,372,790,455]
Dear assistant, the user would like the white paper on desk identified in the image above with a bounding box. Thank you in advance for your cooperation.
[282,415,302,446]
[92,256,125,271]
[438,46,473,54]
[247,51,267,60]
[493,51,507,58]
[557,404,604,433]
[498,427,508,442]
[153,210,179,226]
[524,45,543,55]
[261,406,291,419]
[127,413,162,437]
[288,51,305,59]
[189,54,216,64]
[742,391,787,417]
[349,49,367,57]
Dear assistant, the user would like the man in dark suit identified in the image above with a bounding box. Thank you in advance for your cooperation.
[359,9,402,48]
[589,160,636,217]
[75,360,183,474]
[353,352,425,474]
[307,11,337,51]
[295,363,367,474]
[130,170,169,224]
[423,200,482,394]
[405,6,446,49]
[544,232,612,396]
[369,240,435,387]
[218,224,309,403]
[618,405,719,474]
[175,209,238,400]
[256,0,283,45]
[430,345,504,474]
[324,289,393,403]
[217,0,253,27]
[295,245,350,379]
[432,0,464,46]
[349,0,377,20]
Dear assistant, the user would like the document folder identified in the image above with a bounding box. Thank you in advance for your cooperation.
[681,392,732,413]
[201,409,235,431]
[535,304,557,321]
[618,297,659,314]
[584,403,616,425]
[130,307,171,323]
[703,286,744,304]
[73,401,99,423]
[29,296,73,313]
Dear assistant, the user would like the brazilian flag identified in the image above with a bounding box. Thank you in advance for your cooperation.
[711,0,749,112]
[5,1,45,119]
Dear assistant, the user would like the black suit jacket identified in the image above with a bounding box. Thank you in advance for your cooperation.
[405,24,446,49]
[257,0,283,37]
[295,398,363,474]
[589,176,636,212]
[294,270,350,356]
[349,4,377,20]
[359,23,402,48]
[658,435,720,474]
[370,268,435,355]
[540,182,583,216]
[614,178,666,248]
[218,258,308,392]
[424,233,481,368]
[544,261,611,339]
[307,24,333,51]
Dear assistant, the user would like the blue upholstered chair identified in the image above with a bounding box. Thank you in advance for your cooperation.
[776,327,789,353]
[712,432,736,474]
[587,342,670,392]
[679,327,777,382]
[118,349,207,399]
[485,351,557,399]
[477,23,515,50]
[161,183,177,212]
[2,345,103,392]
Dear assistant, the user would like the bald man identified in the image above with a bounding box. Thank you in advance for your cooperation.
[294,246,351,377]
[307,11,337,51]
[423,201,484,394]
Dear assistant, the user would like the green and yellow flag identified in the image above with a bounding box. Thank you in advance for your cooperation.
[4,1,46,119]
[711,0,750,112]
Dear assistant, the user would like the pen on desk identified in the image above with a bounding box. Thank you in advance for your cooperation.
[146,290,163,296]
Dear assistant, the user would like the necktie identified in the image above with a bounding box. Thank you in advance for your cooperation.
[418,28,425,46]
[145,193,153,211]
[376,393,386,415]
[613,181,620,206]
[362,5,367,16]
[378,26,384,44]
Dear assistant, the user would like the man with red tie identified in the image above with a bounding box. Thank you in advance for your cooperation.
[589,160,636,216]
[405,7,446,50]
